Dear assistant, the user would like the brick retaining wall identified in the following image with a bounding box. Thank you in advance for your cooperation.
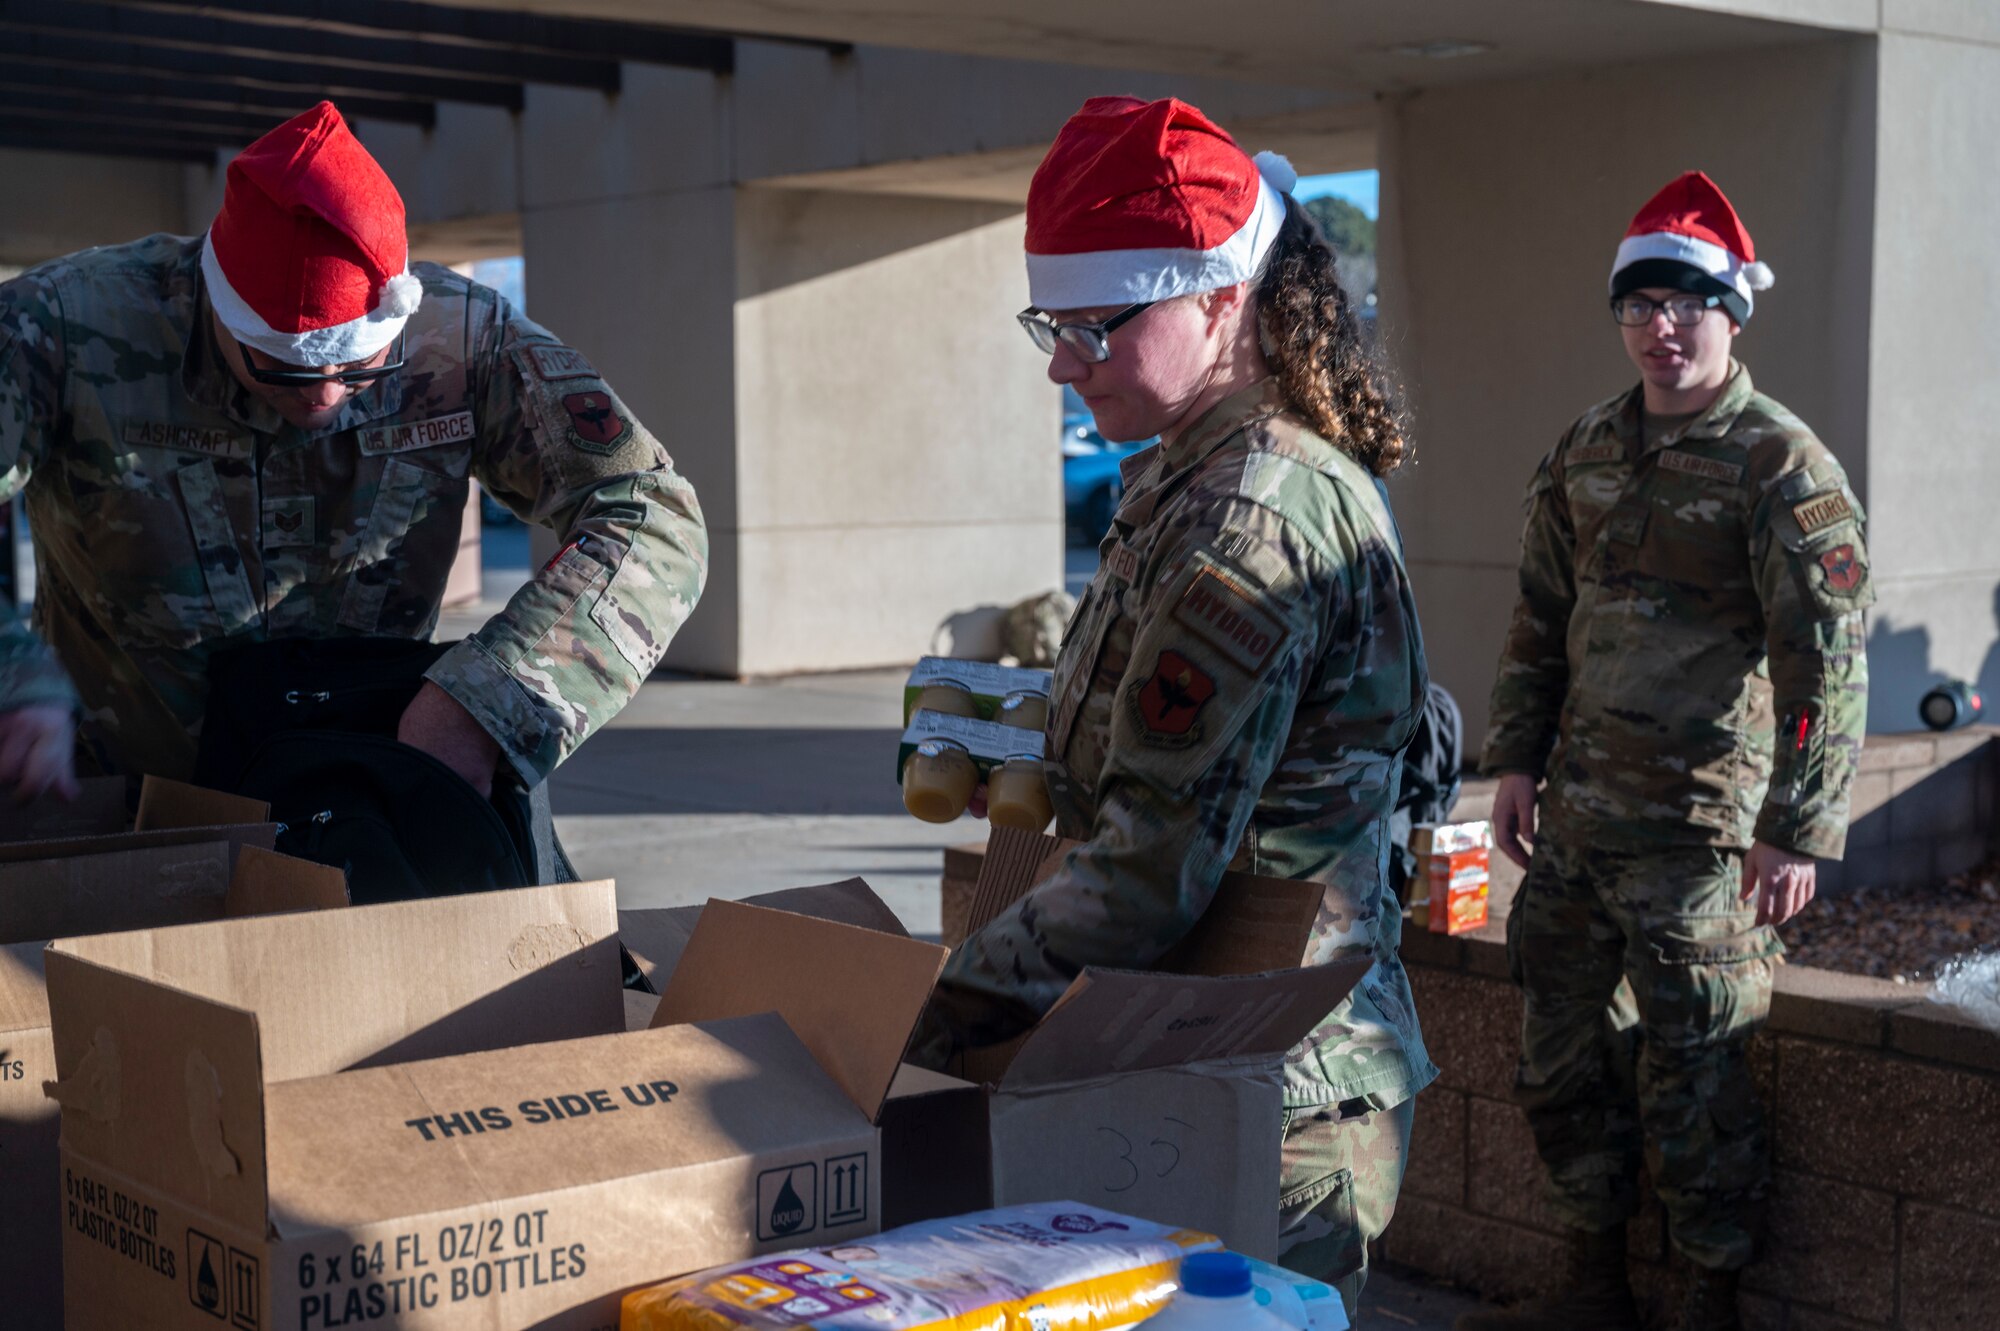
[1393,924,2000,1330]
[936,730,2000,1325]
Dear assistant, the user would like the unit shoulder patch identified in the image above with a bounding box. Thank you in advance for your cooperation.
[1133,649,1215,742]
[1792,490,1855,537]
[1819,543,1862,591]
[562,390,632,454]
[1172,564,1289,675]
[1657,450,1745,485]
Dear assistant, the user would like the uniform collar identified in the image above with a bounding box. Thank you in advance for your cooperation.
[182,259,408,439]
[1159,377,1289,475]
[1628,360,1756,454]
[1112,378,1287,532]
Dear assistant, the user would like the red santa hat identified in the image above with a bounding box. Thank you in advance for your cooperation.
[201,101,422,366]
[1024,96,1297,311]
[1610,170,1773,323]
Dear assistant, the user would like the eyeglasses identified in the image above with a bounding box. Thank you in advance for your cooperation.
[1017,302,1154,363]
[237,331,406,387]
[1610,294,1723,328]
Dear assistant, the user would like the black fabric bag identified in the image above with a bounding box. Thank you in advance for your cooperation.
[1387,682,1466,899]
[193,637,576,905]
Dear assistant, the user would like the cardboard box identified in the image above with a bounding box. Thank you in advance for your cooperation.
[620,859,1366,1251]
[619,879,911,991]
[2,839,343,1331]
[1410,821,1492,935]
[47,879,947,1330]
[618,881,986,1235]
[940,841,986,948]
[686,829,1367,1257]
[0,774,129,842]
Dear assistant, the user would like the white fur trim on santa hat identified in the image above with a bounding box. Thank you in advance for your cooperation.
[201,231,419,366]
[1026,174,1288,310]
[1610,230,1773,315]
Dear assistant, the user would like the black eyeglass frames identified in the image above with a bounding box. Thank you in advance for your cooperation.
[1016,302,1155,363]
[237,330,408,387]
[1610,294,1723,328]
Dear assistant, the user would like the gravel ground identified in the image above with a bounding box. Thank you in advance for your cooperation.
[1780,857,2000,982]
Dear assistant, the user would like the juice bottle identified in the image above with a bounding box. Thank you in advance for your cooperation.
[986,755,1053,831]
[902,739,977,823]
[912,680,978,719]
[997,689,1049,730]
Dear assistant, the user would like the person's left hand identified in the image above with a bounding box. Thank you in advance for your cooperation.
[397,682,502,799]
[1741,840,1816,927]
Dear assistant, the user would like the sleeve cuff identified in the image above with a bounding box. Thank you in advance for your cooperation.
[425,638,557,787]
[1752,814,1845,861]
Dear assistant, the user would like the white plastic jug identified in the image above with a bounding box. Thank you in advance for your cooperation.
[1136,1253,1307,1329]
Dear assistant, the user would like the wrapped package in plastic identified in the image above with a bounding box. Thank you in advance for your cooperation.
[622,1202,1220,1330]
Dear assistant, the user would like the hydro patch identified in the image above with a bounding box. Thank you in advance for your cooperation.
[1792,490,1854,537]
[1173,566,1288,674]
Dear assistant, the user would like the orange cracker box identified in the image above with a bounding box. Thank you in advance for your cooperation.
[1412,821,1492,936]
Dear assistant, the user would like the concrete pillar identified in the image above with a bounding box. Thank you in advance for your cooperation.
[0,148,192,266]
[518,65,1059,676]
[1862,29,2000,728]
[1377,37,1878,744]
[732,186,1059,674]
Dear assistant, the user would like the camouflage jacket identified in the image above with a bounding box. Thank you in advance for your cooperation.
[1482,364,1870,859]
[927,380,1437,1110]
[0,234,706,784]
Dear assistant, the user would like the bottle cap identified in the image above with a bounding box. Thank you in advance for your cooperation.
[1179,1252,1252,1299]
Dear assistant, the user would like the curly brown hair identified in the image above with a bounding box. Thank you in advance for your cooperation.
[1256,197,1409,477]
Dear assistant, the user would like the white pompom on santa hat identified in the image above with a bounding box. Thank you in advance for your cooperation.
[202,100,421,367]
[1610,170,1773,323]
[1024,96,1297,311]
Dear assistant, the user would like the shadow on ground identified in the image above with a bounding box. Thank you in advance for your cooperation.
[1362,1264,1490,1328]
[552,727,908,817]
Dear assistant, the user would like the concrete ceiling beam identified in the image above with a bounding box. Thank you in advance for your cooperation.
[0,0,621,91]
[0,27,526,110]
[0,59,439,127]
[93,0,758,72]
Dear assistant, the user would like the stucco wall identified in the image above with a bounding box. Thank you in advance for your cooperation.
[733,187,1059,674]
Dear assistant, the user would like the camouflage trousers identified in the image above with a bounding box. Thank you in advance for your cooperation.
[1278,1096,1415,1318]
[1507,837,1781,1271]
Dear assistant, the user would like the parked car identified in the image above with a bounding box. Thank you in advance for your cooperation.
[1061,388,1153,546]
[478,484,518,527]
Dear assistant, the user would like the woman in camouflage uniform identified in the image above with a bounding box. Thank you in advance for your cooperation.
[914,96,1434,1314]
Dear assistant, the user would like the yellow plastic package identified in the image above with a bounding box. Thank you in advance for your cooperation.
[622,1202,1219,1330]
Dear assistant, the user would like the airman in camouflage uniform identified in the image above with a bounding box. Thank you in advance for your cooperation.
[916,98,1431,1314]
[1466,174,1869,1331]
[0,233,705,787]
[920,380,1434,1309]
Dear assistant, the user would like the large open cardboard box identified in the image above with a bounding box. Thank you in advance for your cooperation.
[1,776,338,1331]
[46,878,947,1330]
[628,840,1368,1257]
[905,827,1369,1257]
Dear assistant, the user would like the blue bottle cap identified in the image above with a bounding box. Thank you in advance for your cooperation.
[1179,1252,1253,1299]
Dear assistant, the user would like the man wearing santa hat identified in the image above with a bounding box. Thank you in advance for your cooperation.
[1467,174,1871,1331]
[0,102,705,801]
